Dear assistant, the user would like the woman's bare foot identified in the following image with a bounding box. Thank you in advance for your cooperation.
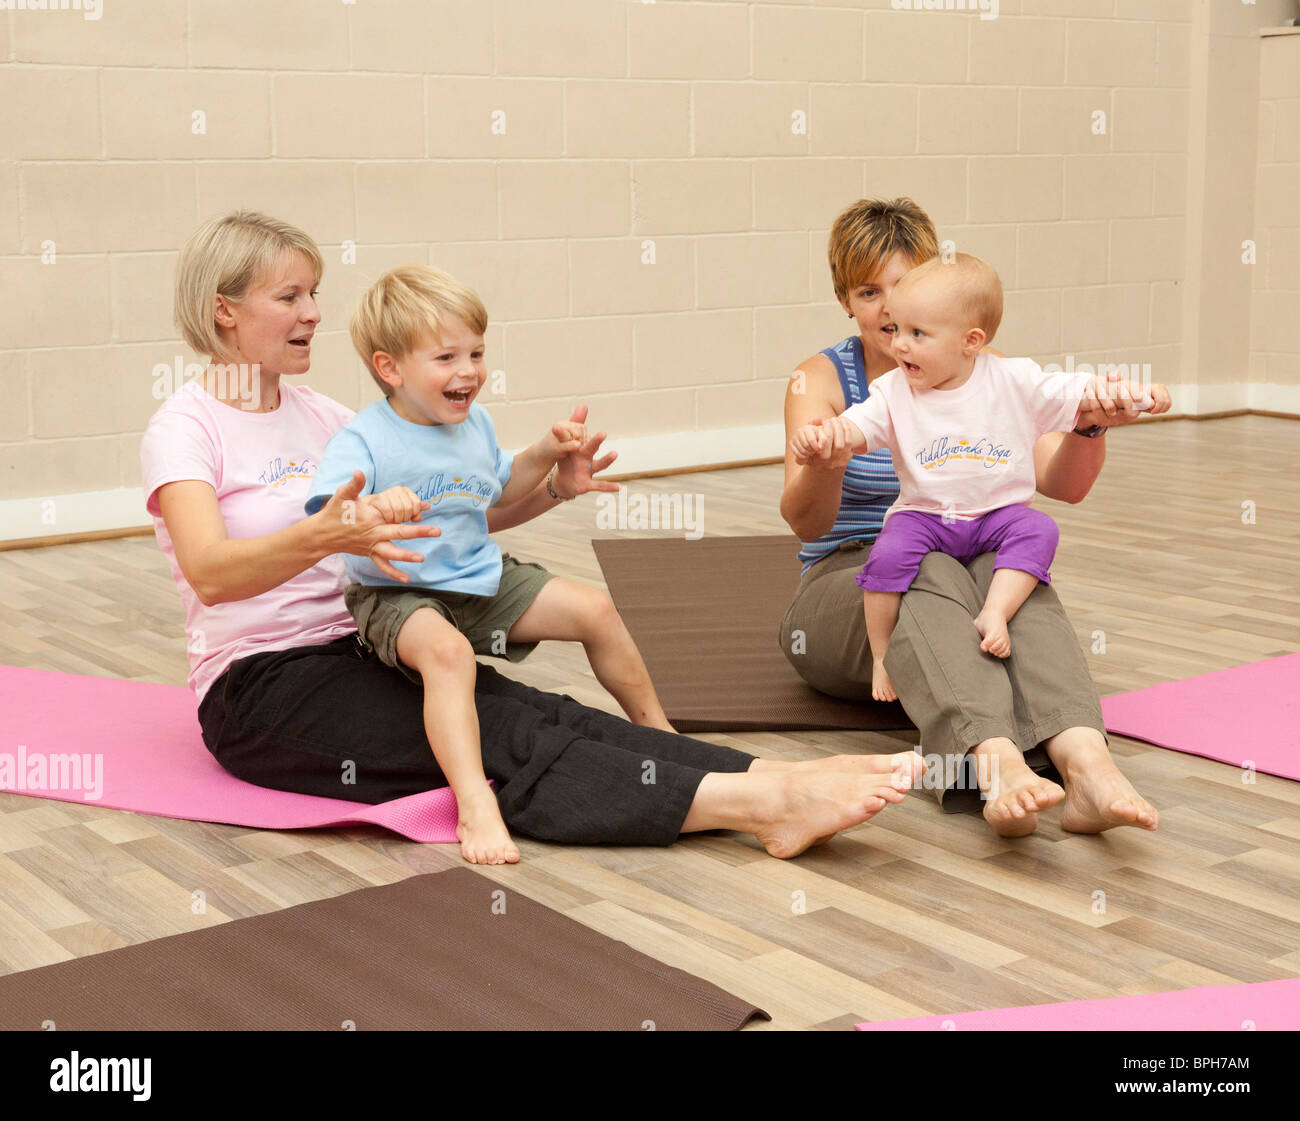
[973,609,1011,657]
[753,772,909,858]
[1059,764,1159,833]
[455,789,520,865]
[752,749,923,790]
[683,770,911,859]
[1045,727,1159,834]
[871,659,897,701]
[973,738,1064,837]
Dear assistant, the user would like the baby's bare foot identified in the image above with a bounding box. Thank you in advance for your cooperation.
[456,791,520,865]
[753,772,908,859]
[1060,765,1159,833]
[872,659,898,702]
[973,610,1011,658]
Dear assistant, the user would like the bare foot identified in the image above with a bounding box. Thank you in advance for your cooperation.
[802,750,922,792]
[872,659,898,701]
[753,772,908,859]
[455,790,520,865]
[973,609,1011,657]
[982,771,1065,837]
[1060,764,1159,833]
[752,750,923,791]
[974,740,1065,837]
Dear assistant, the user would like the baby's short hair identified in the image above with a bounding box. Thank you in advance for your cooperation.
[898,252,1003,344]
[350,264,489,396]
[827,197,939,302]
[175,210,323,361]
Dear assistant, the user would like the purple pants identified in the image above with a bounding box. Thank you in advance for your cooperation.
[856,505,1060,594]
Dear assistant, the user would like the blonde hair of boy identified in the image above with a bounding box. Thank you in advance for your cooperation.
[175,210,323,361]
[350,264,490,397]
[897,252,1004,345]
[828,197,940,303]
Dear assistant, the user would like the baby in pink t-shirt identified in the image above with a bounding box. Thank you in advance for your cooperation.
[791,253,1156,703]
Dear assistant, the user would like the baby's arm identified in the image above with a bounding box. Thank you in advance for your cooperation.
[497,417,585,505]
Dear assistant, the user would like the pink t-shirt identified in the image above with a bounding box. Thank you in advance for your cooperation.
[841,354,1091,521]
[139,380,359,701]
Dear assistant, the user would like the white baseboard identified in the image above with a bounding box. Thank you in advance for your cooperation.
[594,423,787,478]
[1249,381,1300,415]
[0,423,789,543]
[0,488,150,544]
[4,398,1295,545]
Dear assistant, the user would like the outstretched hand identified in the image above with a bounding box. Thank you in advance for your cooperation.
[1076,374,1171,429]
[551,404,620,499]
[319,471,439,583]
[791,416,859,467]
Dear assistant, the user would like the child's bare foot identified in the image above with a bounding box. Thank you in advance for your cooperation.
[973,609,1011,657]
[1060,764,1159,833]
[871,659,897,701]
[753,772,908,859]
[974,739,1065,837]
[455,789,520,865]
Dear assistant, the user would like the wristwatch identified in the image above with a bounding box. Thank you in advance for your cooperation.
[545,467,574,501]
[1072,424,1108,438]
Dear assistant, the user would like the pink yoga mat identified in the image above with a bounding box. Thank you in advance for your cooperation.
[856,978,1300,1031]
[0,665,461,842]
[1101,653,1300,781]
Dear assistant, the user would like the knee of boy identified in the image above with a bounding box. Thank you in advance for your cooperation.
[416,627,476,673]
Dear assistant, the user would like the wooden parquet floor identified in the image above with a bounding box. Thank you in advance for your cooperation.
[0,415,1297,1029]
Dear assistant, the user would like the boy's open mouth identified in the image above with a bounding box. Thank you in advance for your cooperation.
[443,387,474,404]
[902,360,921,375]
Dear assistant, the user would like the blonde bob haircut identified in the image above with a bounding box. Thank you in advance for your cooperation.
[828,197,939,303]
[896,252,1004,345]
[174,210,323,360]
[350,264,489,397]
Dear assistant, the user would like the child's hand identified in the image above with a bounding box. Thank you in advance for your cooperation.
[366,486,429,524]
[825,415,863,449]
[790,421,827,464]
[545,418,586,460]
[1080,373,1156,425]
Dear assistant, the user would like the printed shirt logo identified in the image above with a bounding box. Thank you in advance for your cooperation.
[259,456,319,488]
[916,436,1012,471]
[416,472,496,506]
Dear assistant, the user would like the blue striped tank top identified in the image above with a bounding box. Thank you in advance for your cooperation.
[796,335,901,574]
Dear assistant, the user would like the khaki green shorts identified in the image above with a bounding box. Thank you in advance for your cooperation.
[344,553,554,683]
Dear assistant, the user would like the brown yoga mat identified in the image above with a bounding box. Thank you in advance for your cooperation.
[0,868,768,1030]
[592,534,914,734]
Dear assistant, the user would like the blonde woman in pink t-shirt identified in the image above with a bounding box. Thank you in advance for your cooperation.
[141,210,924,861]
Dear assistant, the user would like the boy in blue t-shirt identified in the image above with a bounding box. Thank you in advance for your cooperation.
[307,265,674,866]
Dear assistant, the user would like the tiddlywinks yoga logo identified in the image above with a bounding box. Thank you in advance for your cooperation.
[916,436,1014,470]
[416,472,496,507]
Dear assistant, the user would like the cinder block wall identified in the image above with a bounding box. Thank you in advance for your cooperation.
[1251,31,1300,399]
[0,0,1293,535]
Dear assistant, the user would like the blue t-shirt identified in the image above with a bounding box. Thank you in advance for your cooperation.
[305,399,514,595]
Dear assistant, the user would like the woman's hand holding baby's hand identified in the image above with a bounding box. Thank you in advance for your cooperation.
[366,486,428,525]
[319,471,439,583]
[792,417,860,467]
[790,422,827,464]
[1078,373,1171,429]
